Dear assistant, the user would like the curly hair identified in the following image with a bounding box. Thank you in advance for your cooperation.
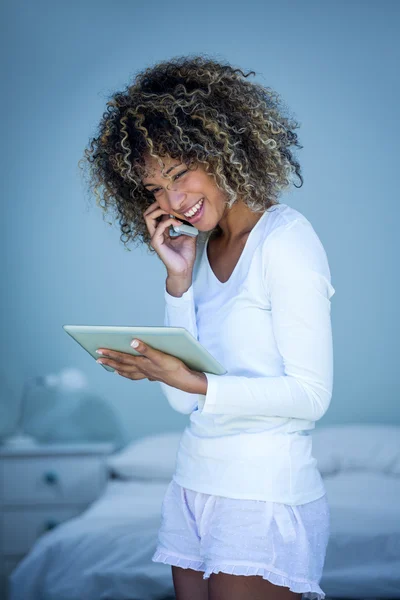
[78,53,303,253]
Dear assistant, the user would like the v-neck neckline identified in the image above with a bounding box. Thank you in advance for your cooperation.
[204,210,268,286]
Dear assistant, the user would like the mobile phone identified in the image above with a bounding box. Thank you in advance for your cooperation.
[169,214,199,238]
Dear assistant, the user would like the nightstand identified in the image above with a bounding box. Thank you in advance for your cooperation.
[0,442,115,599]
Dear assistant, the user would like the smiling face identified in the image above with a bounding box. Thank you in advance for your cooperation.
[141,153,229,232]
[140,153,264,240]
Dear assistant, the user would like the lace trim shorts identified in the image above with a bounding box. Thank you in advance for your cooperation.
[152,479,330,600]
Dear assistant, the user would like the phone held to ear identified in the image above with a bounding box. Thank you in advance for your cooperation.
[169,214,199,238]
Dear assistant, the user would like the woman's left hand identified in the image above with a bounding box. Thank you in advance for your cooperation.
[96,339,207,394]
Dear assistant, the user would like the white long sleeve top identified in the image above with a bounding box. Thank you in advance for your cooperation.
[160,203,336,505]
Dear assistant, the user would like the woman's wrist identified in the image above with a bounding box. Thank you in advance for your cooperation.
[183,369,208,395]
[166,274,192,297]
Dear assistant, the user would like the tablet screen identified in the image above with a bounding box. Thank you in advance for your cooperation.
[63,325,226,375]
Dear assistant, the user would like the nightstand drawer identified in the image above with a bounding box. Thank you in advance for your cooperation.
[1,508,82,555]
[0,456,106,505]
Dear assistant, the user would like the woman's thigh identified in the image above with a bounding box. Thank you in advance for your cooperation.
[172,565,209,600]
[208,571,301,600]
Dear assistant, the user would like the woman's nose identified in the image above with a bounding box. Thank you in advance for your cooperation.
[166,191,187,213]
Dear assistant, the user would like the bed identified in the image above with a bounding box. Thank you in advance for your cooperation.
[8,424,400,600]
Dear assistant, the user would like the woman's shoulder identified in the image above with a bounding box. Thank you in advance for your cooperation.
[264,202,309,230]
[260,204,333,281]
[261,203,319,249]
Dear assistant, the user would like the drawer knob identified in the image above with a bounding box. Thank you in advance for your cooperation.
[44,519,59,531]
[43,471,58,485]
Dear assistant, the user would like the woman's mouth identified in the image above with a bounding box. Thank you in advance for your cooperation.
[182,198,205,224]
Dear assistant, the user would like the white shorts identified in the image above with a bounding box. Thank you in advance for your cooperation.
[152,479,330,600]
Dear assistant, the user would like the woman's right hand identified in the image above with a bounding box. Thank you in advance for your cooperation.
[143,201,197,277]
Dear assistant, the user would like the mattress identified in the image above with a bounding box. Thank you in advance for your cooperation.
[9,472,400,599]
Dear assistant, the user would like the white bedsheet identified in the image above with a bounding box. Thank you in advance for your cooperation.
[323,471,400,597]
[9,473,400,599]
[9,480,173,600]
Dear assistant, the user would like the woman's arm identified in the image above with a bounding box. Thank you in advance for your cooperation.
[159,278,205,414]
[198,220,336,421]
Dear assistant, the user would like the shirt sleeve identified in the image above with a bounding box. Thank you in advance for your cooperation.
[199,219,336,421]
[158,282,205,415]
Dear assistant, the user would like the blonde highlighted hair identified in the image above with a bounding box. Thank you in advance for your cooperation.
[78,53,303,253]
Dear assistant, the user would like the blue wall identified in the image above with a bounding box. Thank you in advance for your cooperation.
[2,0,399,445]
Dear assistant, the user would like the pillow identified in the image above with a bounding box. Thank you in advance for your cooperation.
[312,424,400,476]
[106,431,182,480]
[107,425,400,481]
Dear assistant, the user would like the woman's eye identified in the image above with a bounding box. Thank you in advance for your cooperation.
[152,170,188,195]
[174,169,188,180]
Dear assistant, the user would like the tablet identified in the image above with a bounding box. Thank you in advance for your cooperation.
[63,325,227,376]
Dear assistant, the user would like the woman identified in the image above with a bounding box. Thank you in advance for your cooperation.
[80,54,335,600]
